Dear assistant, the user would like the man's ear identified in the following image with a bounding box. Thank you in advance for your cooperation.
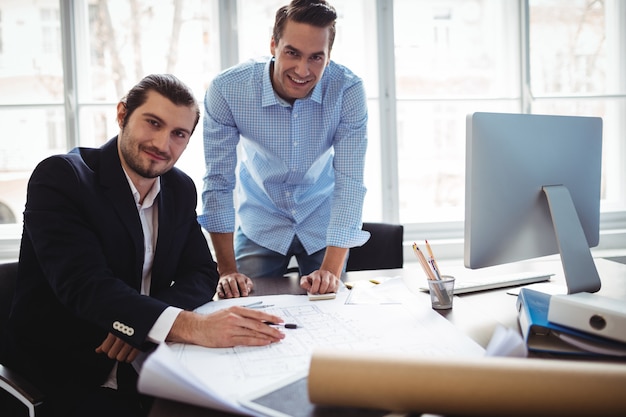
[270,37,276,56]
[116,102,127,129]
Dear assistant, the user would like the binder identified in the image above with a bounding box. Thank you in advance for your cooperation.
[516,288,626,357]
[548,292,626,343]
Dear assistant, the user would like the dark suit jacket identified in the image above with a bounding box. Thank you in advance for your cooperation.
[2,137,218,408]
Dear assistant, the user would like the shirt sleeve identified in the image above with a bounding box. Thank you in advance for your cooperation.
[327,79,370,248]
[199,82,240,233]
[146,306,183,344]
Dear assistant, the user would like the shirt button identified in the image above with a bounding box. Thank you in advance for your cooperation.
[291,210,296,215]
[293,113,298,118]
[285,191,291,197]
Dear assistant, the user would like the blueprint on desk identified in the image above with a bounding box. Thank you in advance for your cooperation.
[138,282,485,416]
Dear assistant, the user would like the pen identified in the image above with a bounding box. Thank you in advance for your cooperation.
[413,242,449,305]
[425,240,442,279]
[243,301,263,308]
[412,243,437,281]
[243,301,275,309]
[265,322,299,329]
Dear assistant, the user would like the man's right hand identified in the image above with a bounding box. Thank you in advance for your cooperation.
[217,272,254,298]
[168,306,285,347]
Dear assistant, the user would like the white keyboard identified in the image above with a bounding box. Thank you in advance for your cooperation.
[420,271,553,295]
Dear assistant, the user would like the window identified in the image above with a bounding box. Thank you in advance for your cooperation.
[0,0,624,260]
[394,0,520,225]
[528,0,626,214]
[0,0,65,235]
[0,10,4,56]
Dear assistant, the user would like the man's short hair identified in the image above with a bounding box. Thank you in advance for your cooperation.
[120,74,200,133]
[273,0,337,51]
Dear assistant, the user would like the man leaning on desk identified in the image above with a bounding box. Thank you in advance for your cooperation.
[199,0,370,300]
[0,74,285,417]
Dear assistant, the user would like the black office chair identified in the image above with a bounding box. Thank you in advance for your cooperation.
[284,222,404,276]
[346,222,404,272]
[0,261,45,417]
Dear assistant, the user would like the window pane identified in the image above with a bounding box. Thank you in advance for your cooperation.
[0,1,63,105]
[394,0,520,224]
[394,0,520,99]
[0,0,63,225]
[529,0,615,95]
[529,0,626,213]
[79,0,221,103]
[532,97,626,212]
[0,107,66,224]
[396,100,520,224]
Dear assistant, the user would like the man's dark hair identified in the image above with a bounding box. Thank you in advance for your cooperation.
[120,74,200,133]
[273,0,337,51]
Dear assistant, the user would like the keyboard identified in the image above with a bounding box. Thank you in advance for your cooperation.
[420,271,553,295]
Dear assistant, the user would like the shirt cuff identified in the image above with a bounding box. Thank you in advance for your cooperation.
[147,306,183,344]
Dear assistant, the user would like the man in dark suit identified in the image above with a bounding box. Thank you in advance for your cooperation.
[1,74,285,417]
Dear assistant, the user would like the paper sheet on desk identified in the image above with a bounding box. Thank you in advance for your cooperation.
[138,343,253,415]
[139,287,484,415]
[344,276,415,304]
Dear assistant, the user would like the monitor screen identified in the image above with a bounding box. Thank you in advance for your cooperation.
[464,112,603,293]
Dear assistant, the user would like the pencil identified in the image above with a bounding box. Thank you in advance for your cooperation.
[413,242,449,305]
[412,243,437,281]
[424,240,442,279]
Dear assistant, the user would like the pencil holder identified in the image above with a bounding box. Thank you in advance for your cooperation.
[427,275,455,310]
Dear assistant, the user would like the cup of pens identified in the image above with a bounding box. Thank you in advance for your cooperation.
[427,275,455,310]
[412,241,455,310]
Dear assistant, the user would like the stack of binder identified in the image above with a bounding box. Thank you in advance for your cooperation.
[517,288,626,357]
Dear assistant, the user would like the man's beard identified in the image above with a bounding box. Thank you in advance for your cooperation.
[120,135,171,179]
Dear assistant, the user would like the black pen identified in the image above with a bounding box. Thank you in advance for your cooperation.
[265,322,299,329]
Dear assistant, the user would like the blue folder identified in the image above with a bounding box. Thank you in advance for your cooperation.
[516,288,626,357]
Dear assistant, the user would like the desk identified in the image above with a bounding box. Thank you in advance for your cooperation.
[149,257,626,417]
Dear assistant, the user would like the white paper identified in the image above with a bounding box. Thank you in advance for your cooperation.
[139,282,485,415]
[485,325,528,357]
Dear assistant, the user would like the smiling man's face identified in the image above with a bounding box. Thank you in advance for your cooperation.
[270,20,331,104]
[117,90,195,182]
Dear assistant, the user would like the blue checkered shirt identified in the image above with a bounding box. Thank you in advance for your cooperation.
[198,57,369,255]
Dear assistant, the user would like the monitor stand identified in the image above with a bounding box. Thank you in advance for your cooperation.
[543,185,601,294]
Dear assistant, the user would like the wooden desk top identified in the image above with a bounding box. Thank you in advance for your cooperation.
[148,257,626,417]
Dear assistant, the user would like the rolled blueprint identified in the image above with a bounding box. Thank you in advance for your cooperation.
[308,349,626,416]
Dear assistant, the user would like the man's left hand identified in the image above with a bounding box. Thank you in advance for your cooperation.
[95,332,140,363]
[300,270,340,294]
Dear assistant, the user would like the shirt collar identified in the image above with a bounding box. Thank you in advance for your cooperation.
[261,57,323,108]
[122,169,161,209]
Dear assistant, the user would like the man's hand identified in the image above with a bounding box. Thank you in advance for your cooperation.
[218,272,254,298]
[300,269,340,295]
[168,306,285,348]
[95,333,140,363]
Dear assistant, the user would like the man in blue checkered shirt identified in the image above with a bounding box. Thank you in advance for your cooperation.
[199,0,369,298]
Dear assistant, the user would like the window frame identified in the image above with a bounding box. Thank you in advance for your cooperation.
[0,0,624,262]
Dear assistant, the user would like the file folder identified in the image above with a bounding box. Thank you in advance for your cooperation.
[548,292,626,343]
[516,288,626,357]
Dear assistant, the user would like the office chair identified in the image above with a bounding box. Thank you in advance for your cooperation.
[284,222,404,276]
[0,261,45,417]
[346,222,404,272]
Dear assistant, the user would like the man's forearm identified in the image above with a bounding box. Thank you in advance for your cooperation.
[209,232,238,276]
[320,246,348,278]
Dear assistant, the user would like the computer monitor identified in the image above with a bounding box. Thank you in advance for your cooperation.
[464,112,603,294]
